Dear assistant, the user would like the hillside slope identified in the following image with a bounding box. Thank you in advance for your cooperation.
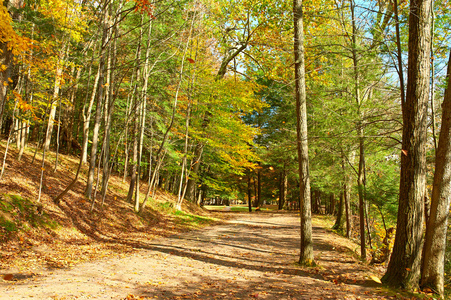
[0,142,219,273]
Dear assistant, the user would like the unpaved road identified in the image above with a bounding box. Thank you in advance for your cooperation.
[1,212,401,299]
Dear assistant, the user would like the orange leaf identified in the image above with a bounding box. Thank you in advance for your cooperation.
[3,274,14,281]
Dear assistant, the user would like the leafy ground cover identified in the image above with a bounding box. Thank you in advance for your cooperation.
[1,212,429,299]
[0,143,221,273]
[0,144,437,299]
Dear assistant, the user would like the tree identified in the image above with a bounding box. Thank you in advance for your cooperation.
[0,0,26,126]
[382,0,432,290]
[421,50,451,297]
[293,0,314,266]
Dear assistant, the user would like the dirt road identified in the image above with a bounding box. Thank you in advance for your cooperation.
[1,212,402,299]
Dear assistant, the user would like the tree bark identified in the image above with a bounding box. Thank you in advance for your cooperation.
[185,143,203,201]
[257,167,262,206]
[278,169,287,210]
[349,0,367,261]
[329,193,335,216]
[294,0,314,266]
[81,45,99,164]
[342,153,352,238]
[382,0,432,290]
[247,174,252,212]
[85,6,109,199]
[44,50,65,152]
[333,192,345,231]
[420,50,451,297]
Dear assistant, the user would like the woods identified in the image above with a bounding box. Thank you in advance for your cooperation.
[1,0,450,297]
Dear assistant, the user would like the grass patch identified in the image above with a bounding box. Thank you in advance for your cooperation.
[156,201,175,213]
[173,210,216,228]
[203,205,273,212]
[0,194,59,240]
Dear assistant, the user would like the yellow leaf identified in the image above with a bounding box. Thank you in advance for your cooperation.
[370,275,381,284]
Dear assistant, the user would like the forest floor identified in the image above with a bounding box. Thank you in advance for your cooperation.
[0,143,431,299]
[1,212,425,300]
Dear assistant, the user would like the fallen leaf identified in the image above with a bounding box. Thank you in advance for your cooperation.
[3,274,14,281]
[370,275,381,284]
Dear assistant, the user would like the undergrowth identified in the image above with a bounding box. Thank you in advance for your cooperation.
[0,194,58,241]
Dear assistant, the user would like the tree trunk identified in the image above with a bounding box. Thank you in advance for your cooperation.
[278,170,287,210]
[81,45,99,164]
[85,7,109,199]
[333,192,345,231]
[257,167,262,206]
[357,137,366,260]
[176,100,191,210]
[349,0,367,261]
[126,14,145,205]
[99,17,118,209]
[329,193,336,216]
[134,16,146,212]
[44,51,65,152]
[420,50,451,297]
[127,113,139,203]
[0,0,16,128]
[382,0,432,290]
[66,67,81,155]
[294,0,314,266]
[0,39,12,128]
[247,174,252,212]
[185,143,203,201]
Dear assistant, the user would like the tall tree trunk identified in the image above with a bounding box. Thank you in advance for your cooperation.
[0,1,17,128]
[134,16,146,211]
[0,41,12,128]
[278,169,287,210]
[81,45,99,164]
[429,2,437,151]
[247,174,252,212]
[257,167,262,207]
[357,136,366,259]
[382,0,432,290]
[349,0,367,261]
[333,192,345,231]
[127,112,139,203]
[66,67,82,155]
[44,50,65,152]
[53,89,63,171]
[420,50,451,297]
[176,100,191,210]
[85,6,109,199]
[185,143,203,200]
[341,153,352,238]
[135,20,152,211]
[126,14,145,205]
[99,15,118,209]
[329,193,335,216]
[294,0,314,266]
